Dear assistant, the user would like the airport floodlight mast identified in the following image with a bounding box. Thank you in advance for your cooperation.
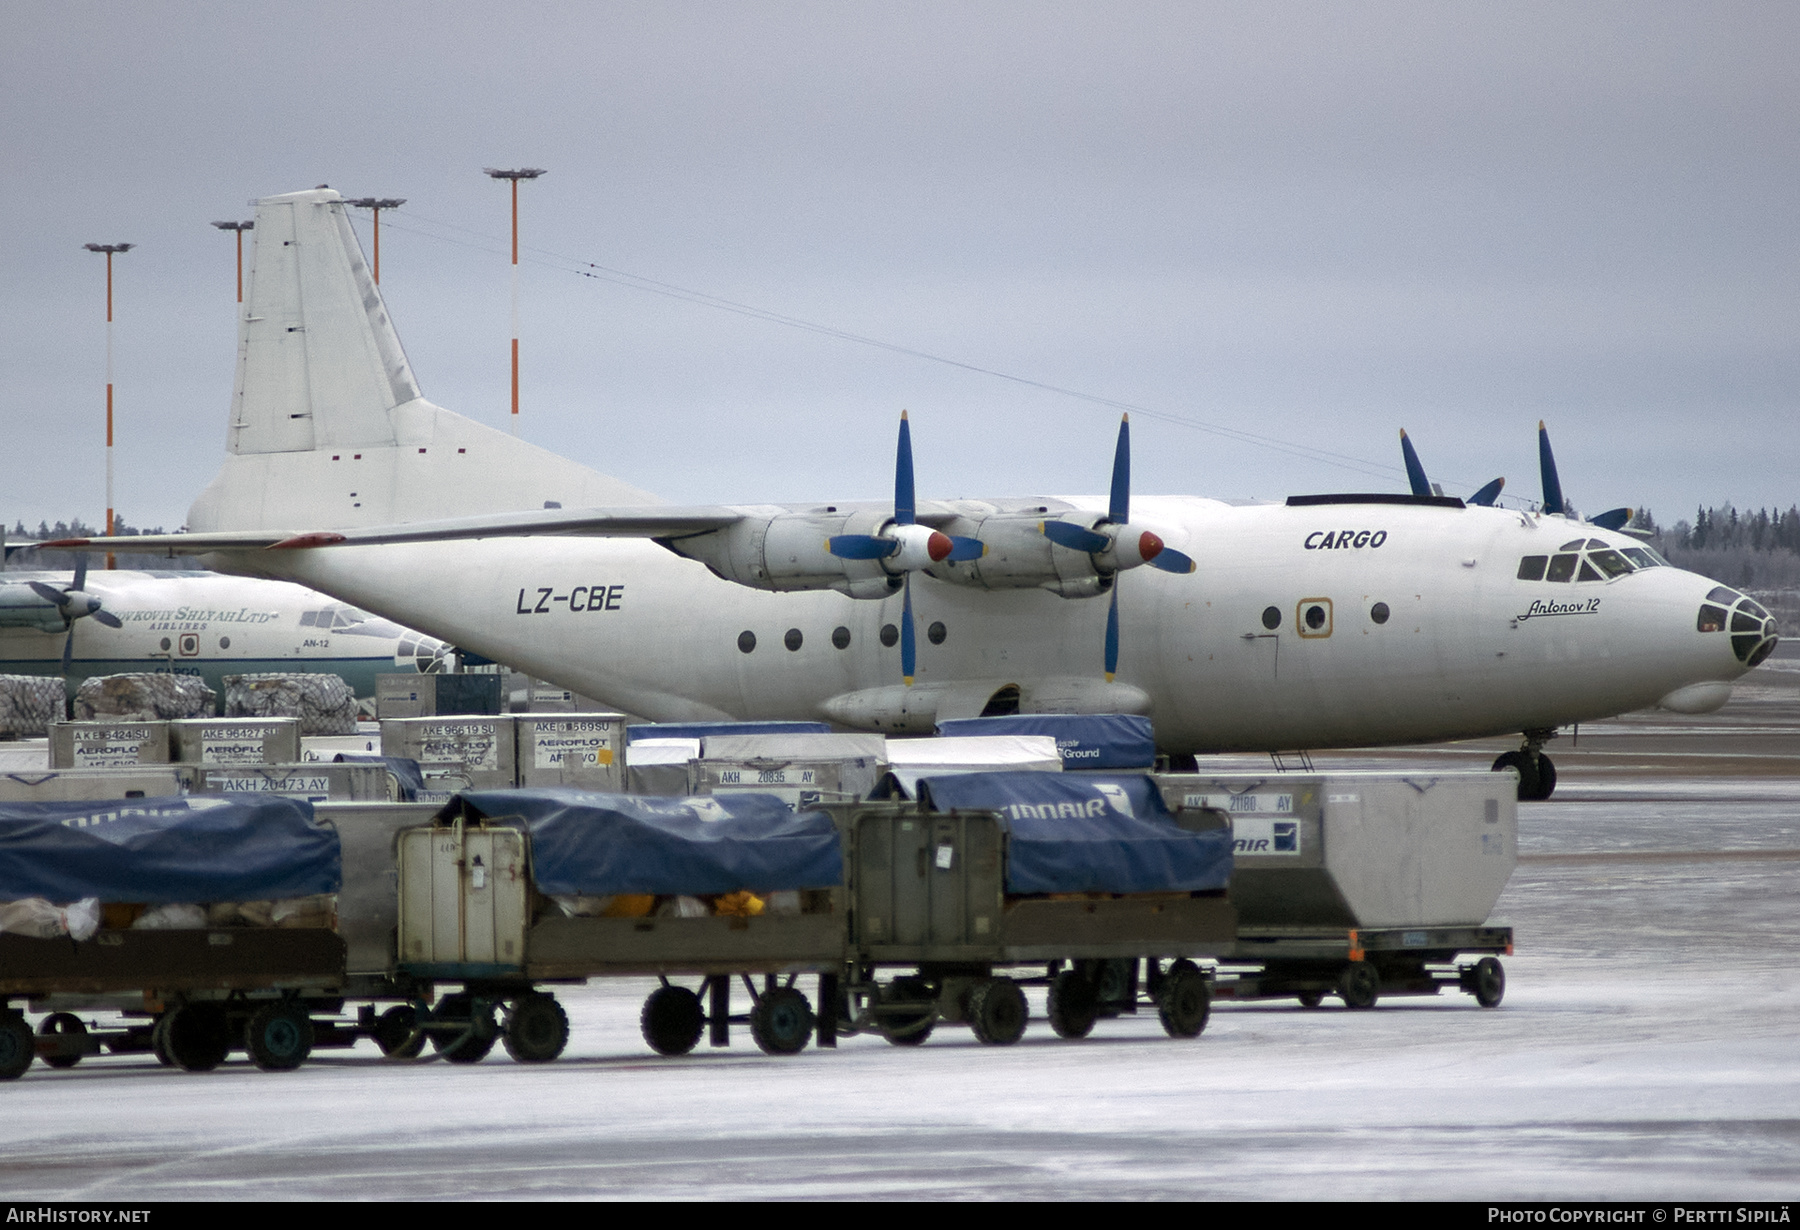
[483,167,546,436]
[83,242,133,569]
[210,220,253,302]
[344,198,405,284]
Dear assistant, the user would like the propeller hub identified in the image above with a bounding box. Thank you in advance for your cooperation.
[1137,530,1164,563]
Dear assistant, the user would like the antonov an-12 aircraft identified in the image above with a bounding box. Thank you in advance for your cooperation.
[55,188,1781,799]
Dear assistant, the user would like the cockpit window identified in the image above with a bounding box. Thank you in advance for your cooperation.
[1526,540,1643,583]
[1588,549,1633,579]
[1559,539,1587,551]
[1576,560,1602,582]
[1708,586,1743,605]
[1621,547,1660,569]
[1546,554,1579,582]
[1517,556,1548,581]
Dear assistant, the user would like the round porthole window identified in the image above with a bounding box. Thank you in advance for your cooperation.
[879,624,899,648]
[784,628,803,651]
[1261,606,1281,630]
[160,637,172,651]
[219,636,231,649]
[1370,603,1389,625]
[737,630,756,654]
[927,621,947,645]
[1305,604,1327,629]
[831,626,851,650]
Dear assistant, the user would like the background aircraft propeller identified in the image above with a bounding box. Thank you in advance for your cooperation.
[1039,415,1196,681]
[827,412,983,684]
[1400,429,1505,506]
[1537,421,1633,530]
[26,557,123,673]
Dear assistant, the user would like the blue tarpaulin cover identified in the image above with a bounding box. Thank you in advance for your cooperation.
[0,795,341,904]
[933,714,1156,769]
[452,787,844,896]
[334,754,424,801]
[626,721,831,744]
[916,772,1231,894]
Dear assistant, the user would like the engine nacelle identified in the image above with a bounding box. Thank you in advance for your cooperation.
[923,512,1110,598]
[664,510,902,600]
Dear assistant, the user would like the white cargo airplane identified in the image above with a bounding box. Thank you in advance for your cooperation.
[53,188,1781,799]
[0,553,453,697]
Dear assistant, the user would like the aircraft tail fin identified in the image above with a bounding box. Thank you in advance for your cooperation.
[188,189,654,532]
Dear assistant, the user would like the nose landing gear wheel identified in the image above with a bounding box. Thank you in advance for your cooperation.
[504,994,569,1063]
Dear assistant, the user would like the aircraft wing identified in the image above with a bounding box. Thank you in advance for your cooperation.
[44,507,747,555]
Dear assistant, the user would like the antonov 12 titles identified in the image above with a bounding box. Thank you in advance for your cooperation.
[50,188,1781,801]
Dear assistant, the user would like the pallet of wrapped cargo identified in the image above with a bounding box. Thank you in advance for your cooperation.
[224,674,357,735]
[169,718,301,767]
[0,767,197,802]
[380,716,517,789]
[0,676,66,737]
[689,732,887,807]
[191,762,402,802]
[514,714,627,789]
[49,721,170,770]
[74,673,214,721]
[1154,770,1515,1009]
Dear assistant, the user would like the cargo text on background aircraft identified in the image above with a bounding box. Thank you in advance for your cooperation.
[52,188,1779,802]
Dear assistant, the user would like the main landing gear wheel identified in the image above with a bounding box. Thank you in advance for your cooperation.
[504,994,569,1064]
[245,1002,314,1072]
[164,1004,231,1072]
[968,977,1028,1046]
[38,1013,88,1070]
[749,987,814,1056]
[1471,957,1506,1008]
[1157,960,1210,1039]
[1047,970,1099,1039]
[0,1013,35,1080]
[1336,961,1380,1011]
[374,1005,427,1059]
[432,994,497,1064]
[641,985,706,1056]
[880,977,936,1047]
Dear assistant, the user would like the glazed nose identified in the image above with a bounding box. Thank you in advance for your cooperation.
[1695,588,1779,668]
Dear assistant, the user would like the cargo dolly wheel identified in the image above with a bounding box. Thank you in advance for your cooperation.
[878,977,936,1047]
[968,977,1028,1046]
[246,1002,315,1072]
[1047,970,1099,1040]
[641,985,706,1056]
[165,1004,231,1072]
[1157,961,1211,1039]
[374,1006,427,1059]
[0,1012,35,1080]
[1296,991,1325,1009]
[1336,961,1381,1010]
[749,987,814,1056]
[151,1013,175,1067]
[37,1013,88,1070]
[504,994,569,1064]
[432,994,498,1064]
[1468,957,1506,1008]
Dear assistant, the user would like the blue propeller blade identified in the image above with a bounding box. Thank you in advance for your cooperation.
[1590,507,1634,532]
[827,534,900,561]
[895,411,916,526]
[1109,415,1131,524]
[1470,477,1505,506]
[1103,585,1120,682]
[901,575,916,685]
[1148,547,1196,574]
[1400,429,1432,498]
[944,535,986,562]
[1538,421,1565,515]
[1040,519,1111,554]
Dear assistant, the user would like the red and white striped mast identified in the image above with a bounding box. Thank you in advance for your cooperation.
[83,242,133,569]
[483,167,545,436]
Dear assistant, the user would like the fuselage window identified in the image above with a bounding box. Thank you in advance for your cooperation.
[927,621,948,645]
[1546,554,1579,582]
[879,623,900,648]
[831,626,851,650]
[1260,605,1281,630]
[1517,556,1548,581]
[737,630,756,654]
[219,637,230,649]
[784,628,804,651]
[1370,602,1390,624]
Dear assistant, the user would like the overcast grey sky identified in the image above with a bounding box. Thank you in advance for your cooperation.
[3,2,1796,532]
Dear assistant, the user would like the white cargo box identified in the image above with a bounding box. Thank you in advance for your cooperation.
[396,822,530,971]
[692,734,888,806]
[514,713,626,789]
[192,762,402,802]
[1157,771,1517,929]
[169,717,301,766]
[882,734,1062,796]
[625,737,698,796]
[0,767,196,802]
[49,721,170,769]
[380,716,517,788]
